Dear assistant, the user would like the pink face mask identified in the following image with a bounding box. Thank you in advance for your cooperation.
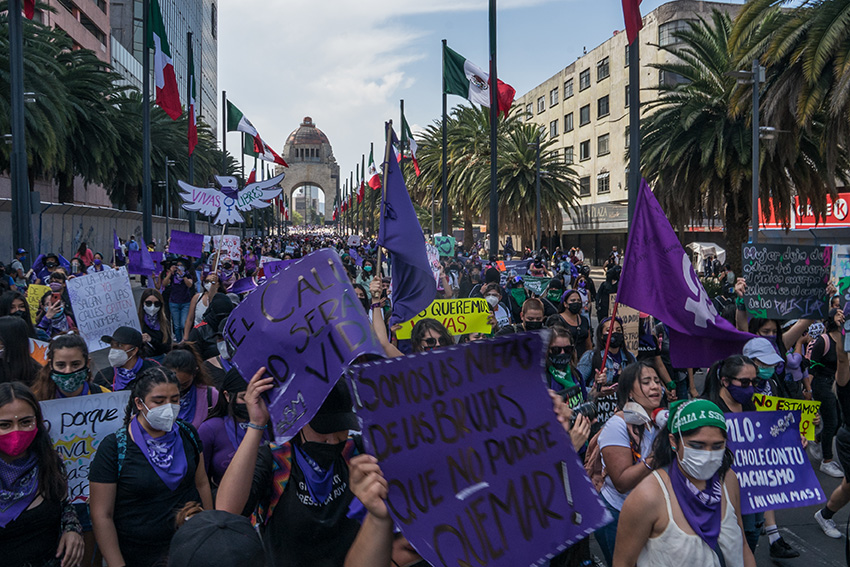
[0,429,38,457]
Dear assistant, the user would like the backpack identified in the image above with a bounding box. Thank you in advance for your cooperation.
[114,419,202,477]
[583,411,643,491]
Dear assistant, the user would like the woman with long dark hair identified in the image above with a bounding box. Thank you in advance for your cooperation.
[0,316,42,386]
[89,367,213,567]
[137,289,172,361]
[0,290,39,339]
[32,334,110,401]
[0,382,84,567]
[163,344,219,429]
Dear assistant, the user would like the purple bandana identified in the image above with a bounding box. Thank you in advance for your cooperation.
[130,418,188,491]
[668,459,723,549]
[223,416,268,452]
[178,384,197,422]
[293,444,336,504]
[0,453,39,528]
[144,312,161,331]
[114,357,144,391]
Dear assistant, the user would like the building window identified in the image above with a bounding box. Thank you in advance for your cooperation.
[659,20,690,47]
[579,105,590,126]
[550,149,560,160]
[579,176,591,196]
[564,146,574,165]
[625,125,630,149]
[564,78,574,99]
[580,140,590,161]
[579,69,590,91]
[550,119,559,138]
[625,43,630,66]
[659,69,688,87]
[550,87,559,106]
[625,84,630,107]
[597,95,609,118]
[564,112,574,133]
[537,96,545,113]
[597,171,611,194]
[597,57,610,81]
[211,4,218,39]
[525,103,533,118]
[598,133,610,156]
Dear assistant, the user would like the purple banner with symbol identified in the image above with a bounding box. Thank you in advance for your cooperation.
[347,333,610,567]
[726,411,825,514]
[224,249,384,443]
[168,230,204,258]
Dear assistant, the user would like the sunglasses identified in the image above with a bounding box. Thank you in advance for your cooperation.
[549,346,574,355]
[144,301,162,307]
[422,337,452,348]
[729,377,762,388]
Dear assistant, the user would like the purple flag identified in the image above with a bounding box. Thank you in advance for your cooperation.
[229,276,257,294]
[377,133,437,326]
[127,238,155,275]
[168,230,204,257]
[619,180,754,367]
[348,247,363,267]
[113,229,120,251]
[348,332,611,567]
[223,249,384,443]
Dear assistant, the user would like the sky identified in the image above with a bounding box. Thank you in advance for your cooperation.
[218,0,689,199]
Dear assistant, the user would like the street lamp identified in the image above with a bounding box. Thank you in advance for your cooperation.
[528,133,542,252]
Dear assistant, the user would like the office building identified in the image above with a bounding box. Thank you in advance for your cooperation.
[34,0,111,63]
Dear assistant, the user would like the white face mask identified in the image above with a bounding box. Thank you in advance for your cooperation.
[108,348,130,367]
[623,401,652,426]
[143,304,160,317]
[204,282,213,292]
[485,295,499,308]
[678,435,725,480]
[143,402,180,432]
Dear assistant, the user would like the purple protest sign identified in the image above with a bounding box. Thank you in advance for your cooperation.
[725,411,825,514]
[168,230,204,257]
[347,333,610,567]
[262,259,296,279]
[223,249,384,443]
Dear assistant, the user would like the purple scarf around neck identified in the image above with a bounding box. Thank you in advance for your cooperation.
[292,443,336,505]
[144,312,161,331]
[668,459,723,550]
[114,357,144,391]
[0,452,39,528]
[130,418,188,491]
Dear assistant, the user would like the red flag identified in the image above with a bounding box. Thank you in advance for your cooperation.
[23,0,35,19]
[495,79,516,119]
[246,167,256,184]
[622,0,643,44]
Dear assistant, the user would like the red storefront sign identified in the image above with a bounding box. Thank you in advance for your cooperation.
[758,193,850,230]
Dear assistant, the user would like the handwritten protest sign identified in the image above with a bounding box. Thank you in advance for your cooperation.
[41,391,130,503]
[726,411,825,514]
[168,230,204,257]
[395,298,491,340]
[26,284,50,323]
[753,394,820,441]
[742,244,831,319]
[67,267,140,352]
[223,249,384,443]
[609,294,640,353]
[29,339,48,365]
[434,235,456,257]
[213,234,242,262]
[348,333,610,567]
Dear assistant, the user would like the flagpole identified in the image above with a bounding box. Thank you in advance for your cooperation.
[356,162,360,237]
[221,90,227,174]
[376,120,394,271]
[441,39,449,236]
[370,142,377,238]
[142,0,153,245]
[488,0,499,258]
[627,35,640,232]
[361,153,367,236]
[400,99,405,180]
[186,31,196,233]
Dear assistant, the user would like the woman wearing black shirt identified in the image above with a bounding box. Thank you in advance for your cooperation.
[806,308,845,478]
[545,289,593,357]
[137,289,172,361]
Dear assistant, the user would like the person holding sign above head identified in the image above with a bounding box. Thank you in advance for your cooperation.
[89,367,213,567]
[612,400,755,567]
[137,289,172,361]
[0,382,85,567]
[216,373,363,567]
[93,327,160,392]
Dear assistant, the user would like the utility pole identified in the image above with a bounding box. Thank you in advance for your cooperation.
[142,0,152,244]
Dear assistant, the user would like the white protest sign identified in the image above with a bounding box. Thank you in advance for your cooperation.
[203,235,212,252]
[41,390,131,503]
[213,235,242,262]
[67,267,140,352]
[260,256,278,266]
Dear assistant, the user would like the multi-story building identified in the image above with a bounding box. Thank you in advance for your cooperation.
[515,0,739,264]
[34,0,111,63]
[110,0,218,131]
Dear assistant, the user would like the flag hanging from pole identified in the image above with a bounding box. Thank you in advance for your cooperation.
[246,167,256,185]
[367,147,381,189]
[188,51,198,155]
[443,44,515,118]
[399,111,421,176]
[23,0,35,19]
[622,0,644,43]
[149,0,181,120]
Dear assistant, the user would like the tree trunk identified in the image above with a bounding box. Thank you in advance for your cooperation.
[463,213,474,250]
[724,189,748,277]
[58,174,74,204]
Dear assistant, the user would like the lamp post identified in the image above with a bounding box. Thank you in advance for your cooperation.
[528,133,542,252]
[164,157,175,237]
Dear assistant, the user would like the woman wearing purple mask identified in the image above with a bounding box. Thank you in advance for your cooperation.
[86,253,106,274]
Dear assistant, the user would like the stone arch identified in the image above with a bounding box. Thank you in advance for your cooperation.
[276,117,339,221]
[288,182,328,224]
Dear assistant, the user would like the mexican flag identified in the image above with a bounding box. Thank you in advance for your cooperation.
[443,44,515,118]
[150,0,181,120]
[188,52,197,155]
[399,112,421,176]
[24,0,35,19]
[254,137,289,167]
[246,167,256,185]
[227,101,260,143]
[367,147,381,189]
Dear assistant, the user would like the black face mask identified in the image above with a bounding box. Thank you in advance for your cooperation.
[525,321,543,331]
[232,403,250,421]
[11,309,28,319]
[301,440,346,469]
[548,353,571,370]
[567,302,582,314]
[608,332,625,348]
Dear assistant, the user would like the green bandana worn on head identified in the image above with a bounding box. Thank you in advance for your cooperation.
[668,399,726,434]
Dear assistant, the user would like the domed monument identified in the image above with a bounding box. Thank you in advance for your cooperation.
[276,117,339,222]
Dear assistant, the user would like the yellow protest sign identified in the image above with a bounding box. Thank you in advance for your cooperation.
[26,285,50,324]
[395,298,491,340]
[753,393,821,441]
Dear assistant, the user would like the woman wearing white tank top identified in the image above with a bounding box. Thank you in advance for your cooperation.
[613,399,755,567]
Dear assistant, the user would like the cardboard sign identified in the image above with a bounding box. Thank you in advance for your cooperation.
[41,391,131,503]
[494,261,506,271]
[609,294,640,353]
[726,411,825,514]
[213,235,242,262]
[395,298,491,340]
[753,394,821,441]
[742,244,831,320]
[168,230,204,257]
[66,267,140,352]
[26,284,50,324]
[223,249,384,443]
[347,333,611,567]
[434,235,456,258]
